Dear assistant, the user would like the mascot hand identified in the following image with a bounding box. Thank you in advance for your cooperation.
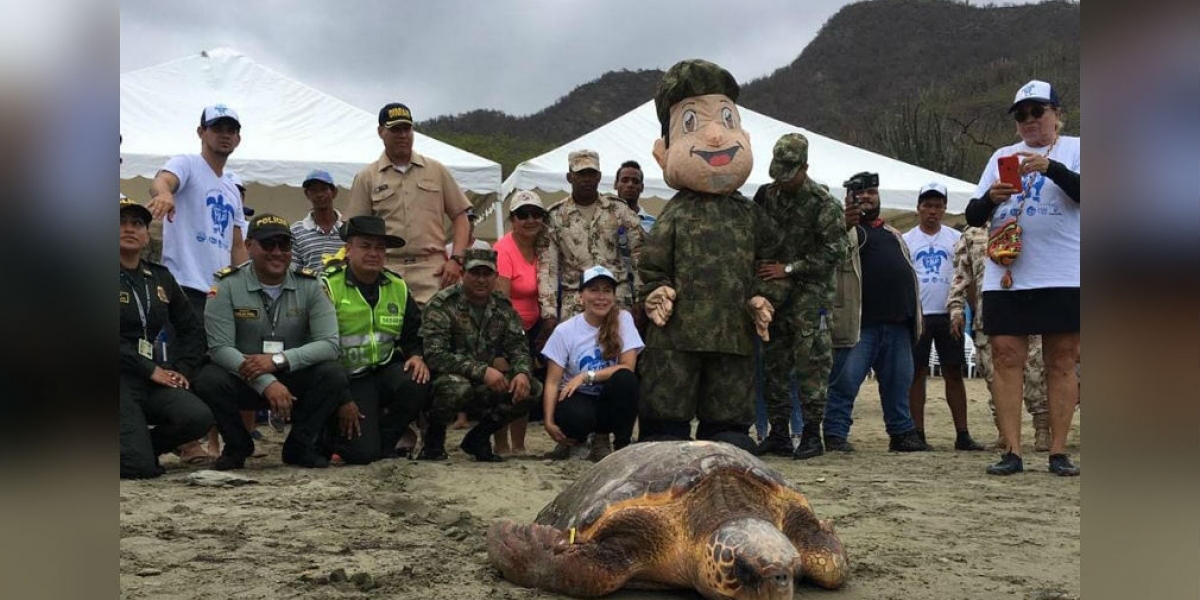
[645,286,677,327]
[747,296,774,341]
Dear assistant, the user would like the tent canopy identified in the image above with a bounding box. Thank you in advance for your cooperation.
[501,101,975,213]
[120,47,501,194]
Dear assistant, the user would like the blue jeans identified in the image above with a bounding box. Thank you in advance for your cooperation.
[824,323,917,439]
[754,337,804,439]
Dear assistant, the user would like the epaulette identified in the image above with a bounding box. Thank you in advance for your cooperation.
[213,264,242,280]
[292,267,319,279]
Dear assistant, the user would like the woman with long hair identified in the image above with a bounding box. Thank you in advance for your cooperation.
[541,266,643,462]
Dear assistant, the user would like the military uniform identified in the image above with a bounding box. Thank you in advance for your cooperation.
[194,259,346,467]
[756,177,847,452]
[947,227,1048,433]
[537,193,644,321]
[420,252,543,460]
[344,151,472,304]
[120,257,213,479]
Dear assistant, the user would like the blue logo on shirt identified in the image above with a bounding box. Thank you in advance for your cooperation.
[915,246,950,276]
[206,190,236,244]
[578,347,612,372]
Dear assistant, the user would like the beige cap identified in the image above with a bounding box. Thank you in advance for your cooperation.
[509,190,545,213]
[568,149,601,173]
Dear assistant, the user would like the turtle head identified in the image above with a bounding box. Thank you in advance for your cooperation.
[698,518,800,600]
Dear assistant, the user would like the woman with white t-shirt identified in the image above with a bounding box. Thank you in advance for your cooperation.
[541,265,643,462]
[965,79,1081,477]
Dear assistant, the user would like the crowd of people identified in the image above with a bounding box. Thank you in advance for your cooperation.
[120,77,1080,479]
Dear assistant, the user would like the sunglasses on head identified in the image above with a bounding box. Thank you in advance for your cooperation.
[258,238,292,252]
[1012,104,1050,122]
[511,208,544,220]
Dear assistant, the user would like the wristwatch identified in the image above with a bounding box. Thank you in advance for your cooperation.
[585,370,596,385]
[783,263,795,275]
[271,353,289,372]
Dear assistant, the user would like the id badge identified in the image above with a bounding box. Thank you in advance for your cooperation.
[262,338,285,354]
[138,338,154,359]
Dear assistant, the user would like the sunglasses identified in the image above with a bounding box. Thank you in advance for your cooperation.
[258,238,292,252]
[511,208,545,220]
[1012,104,1050,122]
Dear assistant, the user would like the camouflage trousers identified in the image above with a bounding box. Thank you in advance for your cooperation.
[972,331,1048,415]
[639,348,755,427]
[429,374,542,426]
[762,319,832,435]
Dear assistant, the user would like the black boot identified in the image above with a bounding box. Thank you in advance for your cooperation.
[755,421,793,457]
[459,416,506,462]
[697,421,757,454]
[955,430,985,451]
[638,419,692,443]
[793,424,824,460]
[417,421,448,461]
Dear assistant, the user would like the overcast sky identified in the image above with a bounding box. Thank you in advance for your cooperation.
[120,0,1049,121]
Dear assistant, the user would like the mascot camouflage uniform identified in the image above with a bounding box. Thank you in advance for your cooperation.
[637,59,786,451]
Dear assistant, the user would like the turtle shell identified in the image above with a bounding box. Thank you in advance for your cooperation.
[534,441,794,533]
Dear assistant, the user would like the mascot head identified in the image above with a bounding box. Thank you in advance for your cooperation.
[652,59,753,195]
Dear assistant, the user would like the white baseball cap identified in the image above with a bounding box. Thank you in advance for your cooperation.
[917,181,948,200]
[580,265,618,289]
[1009,80,1060,112]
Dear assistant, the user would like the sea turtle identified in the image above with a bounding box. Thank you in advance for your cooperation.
[487,441,848,599]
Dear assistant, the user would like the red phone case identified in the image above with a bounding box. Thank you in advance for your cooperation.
[997,155,1023,192]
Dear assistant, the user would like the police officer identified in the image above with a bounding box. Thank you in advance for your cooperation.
[120,197,213,478]
[321,216,431,464]
[193,214,346,470]
[753,133,848,459]
[420,249,543,462]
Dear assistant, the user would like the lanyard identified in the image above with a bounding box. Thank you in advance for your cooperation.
[121,271,151,340]
[259,289,284,337]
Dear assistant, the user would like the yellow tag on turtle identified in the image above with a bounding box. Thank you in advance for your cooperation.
[568,527,576,544]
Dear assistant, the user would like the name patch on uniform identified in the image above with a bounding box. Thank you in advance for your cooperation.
[233,308,261,319]
[156,285,170,303]
[286,307,307,318]
[380,315,403,327]
[119,291,130,304]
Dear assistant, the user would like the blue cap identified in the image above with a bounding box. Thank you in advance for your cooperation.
[580,265,618,289]
[302,169,335,188]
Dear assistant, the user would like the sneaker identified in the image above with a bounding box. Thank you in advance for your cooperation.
[213,454,246,471]
[889,431,930,452]
[416,446,448,461]
[1048,454,1080,476]
[954,433,986,451]
[986,452,1024,476]
[823,435,855,453]
[587,435,613,462]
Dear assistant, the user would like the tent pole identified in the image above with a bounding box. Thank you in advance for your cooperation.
[493,196,504,240]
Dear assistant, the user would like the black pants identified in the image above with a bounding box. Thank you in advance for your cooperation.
[120,373,213,479]
[333,362,431,464]
[554,369,639,448]
[194,361,346,460]
[182,287,208,330]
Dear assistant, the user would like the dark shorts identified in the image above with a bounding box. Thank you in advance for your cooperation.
[914,313,965,368]
[982,287,1080,336]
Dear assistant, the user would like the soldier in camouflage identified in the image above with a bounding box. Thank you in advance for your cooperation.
[947,226,1050,451]
[537,149,645,325]
[752,133,848,459]
[637,59,787,452]
[420,248,543,462]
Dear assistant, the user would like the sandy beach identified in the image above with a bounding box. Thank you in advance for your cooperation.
[120,377,1080,600]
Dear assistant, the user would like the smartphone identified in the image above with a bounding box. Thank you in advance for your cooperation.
[997,155,1023,192]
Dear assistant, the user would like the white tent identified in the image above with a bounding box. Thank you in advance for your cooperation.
[501,101,975,214]
[120,47,502,196]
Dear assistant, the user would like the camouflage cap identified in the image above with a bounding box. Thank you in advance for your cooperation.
[768,133,809,182]
[462,248,497,272]
[654,59,740,138]
[568,149,601,173]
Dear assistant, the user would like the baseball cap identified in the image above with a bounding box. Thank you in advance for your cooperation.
[302,169,335,188]
[341,215,405,248]
[246,214,292,241]
[768,133,809,182]
[580,265,618,289]
[1008,80,1060,112]
[568,149,601,173]
[462,248,497,272]
[201,104,241,128]
[917,181,948,200]
[119,196,152,224]
[509,190,545,214]
[378,102,414,128]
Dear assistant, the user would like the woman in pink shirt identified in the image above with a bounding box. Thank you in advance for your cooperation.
[489,190,547,455]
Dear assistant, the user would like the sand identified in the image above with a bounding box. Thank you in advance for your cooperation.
[119,377,1080,600]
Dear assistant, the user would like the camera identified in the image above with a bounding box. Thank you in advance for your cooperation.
[843,171,879,193]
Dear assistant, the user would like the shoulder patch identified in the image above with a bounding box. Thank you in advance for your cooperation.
[213,265,239,280]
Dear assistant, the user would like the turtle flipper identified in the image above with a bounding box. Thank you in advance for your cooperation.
[781,509,849,589]
[487,519,634,597]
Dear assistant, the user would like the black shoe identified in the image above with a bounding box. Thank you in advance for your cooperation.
[889,430,930,452]
[1048,454,1080,476]
[915,429,927,445]
[282,443,330,469]
[213,454,246,471]
[707,431,758,454]
[955,432,986,451]
[416,446,448,461]
[793,433,824,460]
[986,452,1024,475]
[823,435,855,452]
[755,433,793,457]
[460,424,505,462]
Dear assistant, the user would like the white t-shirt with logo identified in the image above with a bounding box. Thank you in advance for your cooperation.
[974,136,1080,292]
[541,310,643,396]
[160,154,247,292]
[903,225,961,315]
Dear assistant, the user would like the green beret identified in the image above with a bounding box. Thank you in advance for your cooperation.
[654,59,740,138]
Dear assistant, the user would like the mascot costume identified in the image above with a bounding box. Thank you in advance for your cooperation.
[637,59,787,451]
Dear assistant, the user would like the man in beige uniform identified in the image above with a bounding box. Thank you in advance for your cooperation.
[346,102,472,304]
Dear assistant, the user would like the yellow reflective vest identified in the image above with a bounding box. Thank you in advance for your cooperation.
[321,265,409,375]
